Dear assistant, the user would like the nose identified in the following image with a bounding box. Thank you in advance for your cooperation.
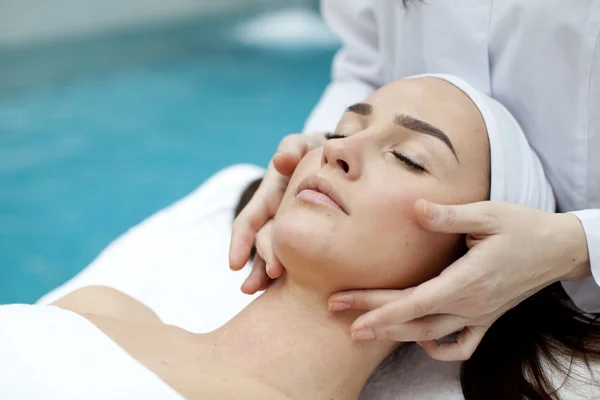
[321,136,362,180]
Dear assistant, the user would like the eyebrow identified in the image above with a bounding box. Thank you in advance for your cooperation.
[394,113,459,163]
[345,103,459,163]
[346,103,372,116]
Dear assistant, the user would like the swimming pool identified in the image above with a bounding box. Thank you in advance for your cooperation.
[0,9,337,304]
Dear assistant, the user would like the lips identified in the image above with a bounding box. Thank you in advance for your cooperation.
[295,175,349,215]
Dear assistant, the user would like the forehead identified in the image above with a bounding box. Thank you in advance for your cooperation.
[364,77,489,166]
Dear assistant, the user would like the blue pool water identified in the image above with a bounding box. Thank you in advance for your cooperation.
[0,11,337,303]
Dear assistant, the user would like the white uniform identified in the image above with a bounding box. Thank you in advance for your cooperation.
[304,0,600,312]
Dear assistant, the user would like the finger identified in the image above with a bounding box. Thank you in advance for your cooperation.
[241,255,269,295]
[351,274,458,331]
[266,259,284,279]
[414,199,501,235]
[277,134,310,157]
[417,325,487,361]
[273,134,312,176]
[229,192,273,270]
[328,289,414,312]
[352,314,464,343]
[255,222,284,279]
[232,135,309,271]
[273,152,302,177]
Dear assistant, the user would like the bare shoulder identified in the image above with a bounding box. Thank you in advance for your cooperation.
[51,285,162,325]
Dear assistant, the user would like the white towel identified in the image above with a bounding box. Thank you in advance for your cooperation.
[36,164,599,399]
[0,304,183,399]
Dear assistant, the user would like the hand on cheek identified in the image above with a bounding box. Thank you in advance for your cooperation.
[328,199,590,361]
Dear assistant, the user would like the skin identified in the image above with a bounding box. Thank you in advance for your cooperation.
[273,77,490,293]
[232,86,592,362]
[333,200,590,359]
[53,77,491,399]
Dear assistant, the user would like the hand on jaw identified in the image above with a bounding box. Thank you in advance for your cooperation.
[230,132,326,294]
[328,199,591,361]
[228,76,589,362]
[233,193,590,362]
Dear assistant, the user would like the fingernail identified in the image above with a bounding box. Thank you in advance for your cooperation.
[352,328,376,341]
[424,202,439,222]
[330,294,352,303]
[423,201,431,219]
[329,302,350,311]
[266,263,272,278]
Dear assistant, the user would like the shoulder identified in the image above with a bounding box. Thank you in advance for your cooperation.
[52,285,162,325]
[0,304,184,399]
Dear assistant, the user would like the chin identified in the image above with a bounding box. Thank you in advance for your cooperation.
[272,204,379,291]
[272,205,342,268]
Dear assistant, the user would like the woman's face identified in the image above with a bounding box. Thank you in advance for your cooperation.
[273,77,490,292]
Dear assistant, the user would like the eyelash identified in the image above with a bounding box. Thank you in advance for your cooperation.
[324,131,427,173]
[391,150,426,172]
[324,132,346,140]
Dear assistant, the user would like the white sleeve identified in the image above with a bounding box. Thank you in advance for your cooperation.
[561,210,600,313]
[303,0,383,133]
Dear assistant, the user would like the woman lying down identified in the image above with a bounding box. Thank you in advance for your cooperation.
[2,74,600,400]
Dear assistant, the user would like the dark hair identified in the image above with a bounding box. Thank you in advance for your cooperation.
[462,283,600,400]
[234,178,600,399]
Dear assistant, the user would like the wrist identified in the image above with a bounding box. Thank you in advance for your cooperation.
[555,213,591,281]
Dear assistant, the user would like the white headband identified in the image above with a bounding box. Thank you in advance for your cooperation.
[411,74,555,212]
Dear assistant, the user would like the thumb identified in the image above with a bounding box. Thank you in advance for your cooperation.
[273,135,311,176]
[273,152,302,176]
[414,199,501,235]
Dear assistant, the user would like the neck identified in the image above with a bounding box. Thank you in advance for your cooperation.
[204,272,399,400]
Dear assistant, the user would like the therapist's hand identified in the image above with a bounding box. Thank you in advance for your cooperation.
[328,199,591,361]
[230,132,327,294]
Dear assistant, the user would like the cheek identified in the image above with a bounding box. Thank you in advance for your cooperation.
[346,180,462,289]
[272,152,464,291]
[357,176,419,243]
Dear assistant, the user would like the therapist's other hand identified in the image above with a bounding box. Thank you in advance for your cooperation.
[230,132,327,294]
[241,219,276,294]
[328,199,591,361]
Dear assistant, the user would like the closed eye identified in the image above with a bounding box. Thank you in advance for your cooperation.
[325,132,346,140]
[392,150,427,173]
[325,132,427,173]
